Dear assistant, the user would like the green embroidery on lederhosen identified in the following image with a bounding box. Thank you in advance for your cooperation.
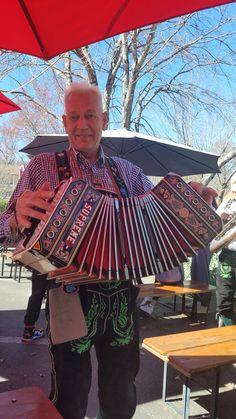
[110,293,134,347]
[71,294,103,354]
[220,261,233,280]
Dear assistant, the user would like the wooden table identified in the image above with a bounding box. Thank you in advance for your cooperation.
[142,325,236,419]
[0,387,62,418]
[138,281,216,323]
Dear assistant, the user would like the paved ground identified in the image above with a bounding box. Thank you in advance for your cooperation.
[0,259,236,418]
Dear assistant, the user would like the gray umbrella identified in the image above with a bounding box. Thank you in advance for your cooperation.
[19,129,220,177]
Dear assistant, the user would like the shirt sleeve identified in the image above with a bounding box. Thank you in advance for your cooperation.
[0,153,59,246]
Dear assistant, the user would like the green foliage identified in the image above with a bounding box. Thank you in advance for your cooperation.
[0,199,7,214]
[208,252,219,286]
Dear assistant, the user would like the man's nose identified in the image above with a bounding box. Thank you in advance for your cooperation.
[76,116,88,128]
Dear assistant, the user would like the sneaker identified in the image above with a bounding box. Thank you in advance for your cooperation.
[21,327,44,343]
[217,314,235,328]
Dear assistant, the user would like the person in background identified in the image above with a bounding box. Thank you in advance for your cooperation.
[17,160,47,343]
[0,81,217,419]
[215,172,236,327]
[191,197,218,287]
[191,246,212,285]
[190,197,218,308]
[21,270,47,342]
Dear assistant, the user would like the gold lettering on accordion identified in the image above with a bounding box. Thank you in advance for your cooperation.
[66,202,93,246]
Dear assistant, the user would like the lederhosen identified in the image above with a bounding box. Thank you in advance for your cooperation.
[49,150,140,419]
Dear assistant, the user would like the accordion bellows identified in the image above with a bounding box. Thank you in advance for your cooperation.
[12,173,222,284]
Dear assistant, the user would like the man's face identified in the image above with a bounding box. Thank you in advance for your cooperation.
[62,90,108,160]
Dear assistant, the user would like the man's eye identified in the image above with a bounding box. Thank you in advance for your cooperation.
[86,114,96,119]
[69,115,78,121]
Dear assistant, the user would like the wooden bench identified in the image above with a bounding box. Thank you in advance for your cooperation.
[142,325,236,419]
[0,386,62,418]
[138,281,216,323]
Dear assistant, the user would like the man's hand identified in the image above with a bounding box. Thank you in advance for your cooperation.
[189,182,218,206]
[15,182,54,230]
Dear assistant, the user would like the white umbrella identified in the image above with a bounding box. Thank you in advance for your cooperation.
[19,129,220,177]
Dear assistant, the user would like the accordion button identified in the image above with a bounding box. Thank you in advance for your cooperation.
[59,209,67,216]
[184,190,191,196]
[71,188,79,195]
[65,198,73,206]
[47,230,55,238]
[53,219,61,227]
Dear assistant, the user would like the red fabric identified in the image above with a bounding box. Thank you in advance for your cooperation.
[1,0,235,60]
[0,92,20,114]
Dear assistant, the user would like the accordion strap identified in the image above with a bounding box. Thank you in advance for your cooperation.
[55,150,72,181]
[55,150,129,198]
[105,157,128,198]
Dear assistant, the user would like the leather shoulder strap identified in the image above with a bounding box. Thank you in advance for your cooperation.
[105,157,129,198]
[55,150,72,181]
[55,151,128,198]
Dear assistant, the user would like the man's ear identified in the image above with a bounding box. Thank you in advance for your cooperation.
[102,111,108,130]
[62,114,67,131]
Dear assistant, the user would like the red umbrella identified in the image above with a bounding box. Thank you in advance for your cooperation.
[0,92,20,115]
[1,0,235,60]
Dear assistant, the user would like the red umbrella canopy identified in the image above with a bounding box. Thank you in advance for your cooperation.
[1,0,235,60]
[0,92,20,115]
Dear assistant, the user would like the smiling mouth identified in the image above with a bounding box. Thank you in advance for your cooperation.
[75,133,92,138]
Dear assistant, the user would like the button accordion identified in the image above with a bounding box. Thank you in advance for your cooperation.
[12,173,222,284]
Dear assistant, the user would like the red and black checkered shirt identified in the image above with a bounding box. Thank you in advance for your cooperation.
[0,146,153,246]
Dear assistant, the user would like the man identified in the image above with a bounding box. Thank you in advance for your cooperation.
[216,172,236,327]
[0,81,217,419]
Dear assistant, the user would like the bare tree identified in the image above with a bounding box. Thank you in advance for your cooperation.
[0,6,236,194]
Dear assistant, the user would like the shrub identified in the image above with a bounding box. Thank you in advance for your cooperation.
[0,199,7,214]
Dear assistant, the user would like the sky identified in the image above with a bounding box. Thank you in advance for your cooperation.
[0,2,236,157]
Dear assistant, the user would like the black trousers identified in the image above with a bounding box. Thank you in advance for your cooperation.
[48,281,140,419]
[216,249,236,322]
[24,271,48,326]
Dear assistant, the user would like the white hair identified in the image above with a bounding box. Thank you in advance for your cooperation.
[64,81,103,111]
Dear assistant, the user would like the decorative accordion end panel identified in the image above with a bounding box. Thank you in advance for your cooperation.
[12,173,222,285]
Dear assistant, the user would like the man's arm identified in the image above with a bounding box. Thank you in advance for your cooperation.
[0,155,56,246]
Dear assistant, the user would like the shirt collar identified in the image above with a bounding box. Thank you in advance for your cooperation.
[69,145,105,166]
